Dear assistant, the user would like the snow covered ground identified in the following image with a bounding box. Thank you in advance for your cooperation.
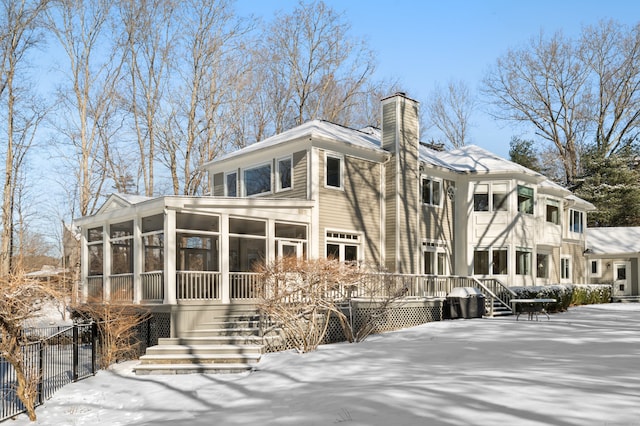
[11,304,640,426]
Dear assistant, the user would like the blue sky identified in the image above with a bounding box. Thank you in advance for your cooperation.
[235,0,640,157]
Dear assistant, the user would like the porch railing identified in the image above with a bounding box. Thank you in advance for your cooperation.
[109,274,134,302]
[231,272,262,299]
[141,271,164,303]
[176,271,221,300]
[475,277,517,314]
[86,276,103,302]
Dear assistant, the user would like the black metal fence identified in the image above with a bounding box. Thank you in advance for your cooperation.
[0,323,97,422]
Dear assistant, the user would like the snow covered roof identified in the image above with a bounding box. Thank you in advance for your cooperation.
[587,227,640,255]
[202,119,384,167]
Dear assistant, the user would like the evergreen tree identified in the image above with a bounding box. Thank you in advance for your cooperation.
[574,146,640,227]
[509,137,542,173]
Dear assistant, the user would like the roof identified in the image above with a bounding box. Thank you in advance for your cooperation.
[202,120,385,167]
[587,227,640,255]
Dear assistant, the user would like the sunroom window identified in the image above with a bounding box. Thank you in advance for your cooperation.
[110,221,133,275]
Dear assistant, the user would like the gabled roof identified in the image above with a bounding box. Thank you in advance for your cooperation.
[202,119,384,168]
[97,193,153,214]
[587,227,640,255]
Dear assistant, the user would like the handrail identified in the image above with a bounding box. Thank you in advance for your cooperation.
[473,277,517,314]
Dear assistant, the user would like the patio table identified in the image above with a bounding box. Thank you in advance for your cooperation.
[510,298,556,321]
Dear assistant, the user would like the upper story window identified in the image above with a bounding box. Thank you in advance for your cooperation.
[225,172,237,197]
[546,199,560,225]
[569,209,584,234]
[244,163,272,196]
[517,185,534,214]
[422,178,442,206]
[277,157,292,191]
[325,154,343,189]
[473,183,508,212]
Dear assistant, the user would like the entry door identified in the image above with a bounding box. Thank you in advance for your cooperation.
[613,262,632,297]
[278,241,303,259]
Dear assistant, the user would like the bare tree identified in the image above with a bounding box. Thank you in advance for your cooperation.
[426,80,476,149]
[482,31,592,184]
[0,272,63,421]
[580,20,640,157]
[258,1,377,133]
[45,0,120,216]
[0,0,49,277]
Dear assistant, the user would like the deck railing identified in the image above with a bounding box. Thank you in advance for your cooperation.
[231,272,262,299]
[176,271,221,300]
[109,274,134,302]
[141,271,164,303]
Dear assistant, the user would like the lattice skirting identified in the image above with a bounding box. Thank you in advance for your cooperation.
[264,299,443,353]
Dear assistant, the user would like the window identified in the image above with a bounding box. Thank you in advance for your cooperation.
[516,249,531,275]
[88,226,103,276]
[492,249,508,275]
[244,164,271,196]
[142,214,164,272]
[277,157,292,191]
[229,218,266,272]
[517,185,534,214]
[225,172,237,197]
[326,230,360,263]
[326,154,342,188]
[177,234,219,271]
[561,257,572,281]
[422,178,442,206]
[590,259,601,277]
[110,221,133,275]
[473,250,489,275]
[423,250,447,275]
[474,248,507,275]
[546,199,560,225]
[536,253,549,278]
[474,183,508,212]
[569,209,584,233]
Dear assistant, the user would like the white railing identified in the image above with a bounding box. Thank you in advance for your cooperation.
[109,274,134,302]
[86,276,103,302]
[141,271,164,303]
[231,272,262,299]
[176,271,221,300]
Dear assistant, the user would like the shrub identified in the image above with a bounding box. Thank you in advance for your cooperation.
[511,284,612,312]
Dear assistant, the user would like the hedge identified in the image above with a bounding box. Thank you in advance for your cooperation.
[510,284,612,312]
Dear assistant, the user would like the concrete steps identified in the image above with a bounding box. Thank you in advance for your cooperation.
[134,312,266,375]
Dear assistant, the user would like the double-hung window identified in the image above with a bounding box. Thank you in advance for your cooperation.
[561,257,572,281]
[517,185,534,214]
[546,199,560,224]
[569,209,584,234]
[422,178,442,206]
[516,249,532,275]
[473,182,508,212]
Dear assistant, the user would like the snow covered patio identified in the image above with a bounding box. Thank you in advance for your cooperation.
[13,304,640,426]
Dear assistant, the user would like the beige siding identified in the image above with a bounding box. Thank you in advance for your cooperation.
[213,172,224,196]
[382,102,396,152]
[384,160,397,271]
[318,152,383,266]
[421,180,456,270]
[562,241,587,284]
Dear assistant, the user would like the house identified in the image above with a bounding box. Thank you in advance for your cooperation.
[73,93,596,338]
[585,227,640,301]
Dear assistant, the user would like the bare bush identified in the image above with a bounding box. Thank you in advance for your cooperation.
[0,271,63,421]
[72,303,150,369]
[256,258,408,353]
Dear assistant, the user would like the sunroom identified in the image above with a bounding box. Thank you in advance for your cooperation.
[75,194,314,306]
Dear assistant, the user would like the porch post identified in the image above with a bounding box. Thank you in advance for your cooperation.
[220,213,230,304]
[133,217,142,304]
[103,225,111,302]
[164,209,177,304]
[80,229,89,303]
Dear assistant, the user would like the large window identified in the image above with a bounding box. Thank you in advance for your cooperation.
[326,230,360,263]
[326,154,342,188]
[110,221,133,275]
[536,253,549,278]
[516,249,531,275]
[176,213,220,271]
[229,218,266,272]
[474,248,507,275]
[570,209,584,233]
[474,183,508,212]
[422,178,442,206]
[517,185,534,214]
[88,226,103,276]
[277,157,292,191]
[244,164,272,196]
[546,199,560,224]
